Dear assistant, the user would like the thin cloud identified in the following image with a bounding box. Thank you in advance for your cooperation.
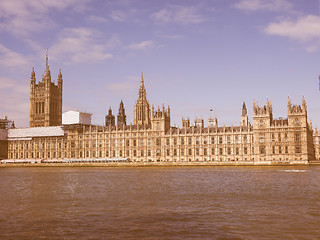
[0,0,89,37]
[105,76,138,96]
[265,15,320,42]
[0,76,29,127]
[86,15,108,24]
[110,10,126,22]
[50,28,117,64]
[152,5,206,25]
[264,15,320,51]
[126,40,155,50]
[234,0,293,12]
[0,44,30,69]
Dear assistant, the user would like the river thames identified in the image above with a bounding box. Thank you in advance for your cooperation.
[0,166,319,239]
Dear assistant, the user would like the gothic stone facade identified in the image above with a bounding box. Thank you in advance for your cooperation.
[29,53,62,127]
[6,69,317,163]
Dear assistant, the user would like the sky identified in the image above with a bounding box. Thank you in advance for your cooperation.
[0,0,320,129]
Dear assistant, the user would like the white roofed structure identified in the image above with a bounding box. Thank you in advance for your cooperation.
[8,126,64,140]
[62,110,92,125]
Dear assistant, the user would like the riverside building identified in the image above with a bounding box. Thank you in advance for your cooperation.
[3,57,320,164]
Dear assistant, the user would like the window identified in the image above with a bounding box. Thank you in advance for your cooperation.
[295,145,301,154]
[188,138,192,145]
[181,138,184,145]
[236,148,239,155]
[167,149,170,156]
[272,146,275,154]
[259,134,265,143]
[285,146,288,154]
[211,148,215,155]
[204,148,207,156]
[140,150,144,157]
[227,136,231,144]
[196,148,199,155]
[133,139,137,147]
[166,139,170,145]
[244,136,247,143]
[203,137,207,145]
[244,147,247,155]
[211,137,215,144]
[173,138,177,145]
[181,149,184,156]
[219,148,223,155]
[156,149,161,156]
[278,134,281,142]
[279,146,282,154]
[156,138,161,146]
[260,120,264,127]
[272,134,275,142]
[227,147,231,155]
[174,149,177,156]
[235,136,239,144]
[219,136,223,144]
[295,133,301,143]
[188,149,192,156]
[259,146,265,154]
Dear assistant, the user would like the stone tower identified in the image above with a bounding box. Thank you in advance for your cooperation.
[287,97,307,128]
[30,51,63,127]
[152,105,170,132]
[240,102,249,127]
[252,99,273,129]
[134,72,151,125]
[105,107,115,127]
[117,100,126,127]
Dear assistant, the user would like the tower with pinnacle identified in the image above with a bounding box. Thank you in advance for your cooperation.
[117,100,126,126]
[30,50,63,127]
[105,107,115,127]
[240,102,249,127]
[134,72,151,125]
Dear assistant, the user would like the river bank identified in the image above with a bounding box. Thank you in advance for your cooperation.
[1,161,320,167]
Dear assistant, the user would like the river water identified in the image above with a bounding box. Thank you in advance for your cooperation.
[0,166,319,239]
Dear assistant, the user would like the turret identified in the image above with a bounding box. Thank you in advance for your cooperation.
[117,100,126,127]
[58,69,63,87]
[182,118,190,128]
[302,96,307,113]
[287,97,308,128]
[105,107,115,127]
[252,99,273,129]
[30,66,36,89]
[152,104,170,132]
[241,102,249,127]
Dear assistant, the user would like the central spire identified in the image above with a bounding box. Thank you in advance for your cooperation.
[46,48,49,70]
[138,72,147,100]
[141,72,144,86]
[134,72,151,125]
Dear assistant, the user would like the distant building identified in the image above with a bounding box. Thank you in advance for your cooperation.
[0,116,14,159]
[2,56,320,163]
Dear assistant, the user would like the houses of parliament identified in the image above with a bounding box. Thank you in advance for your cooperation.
[1,55,320,164]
